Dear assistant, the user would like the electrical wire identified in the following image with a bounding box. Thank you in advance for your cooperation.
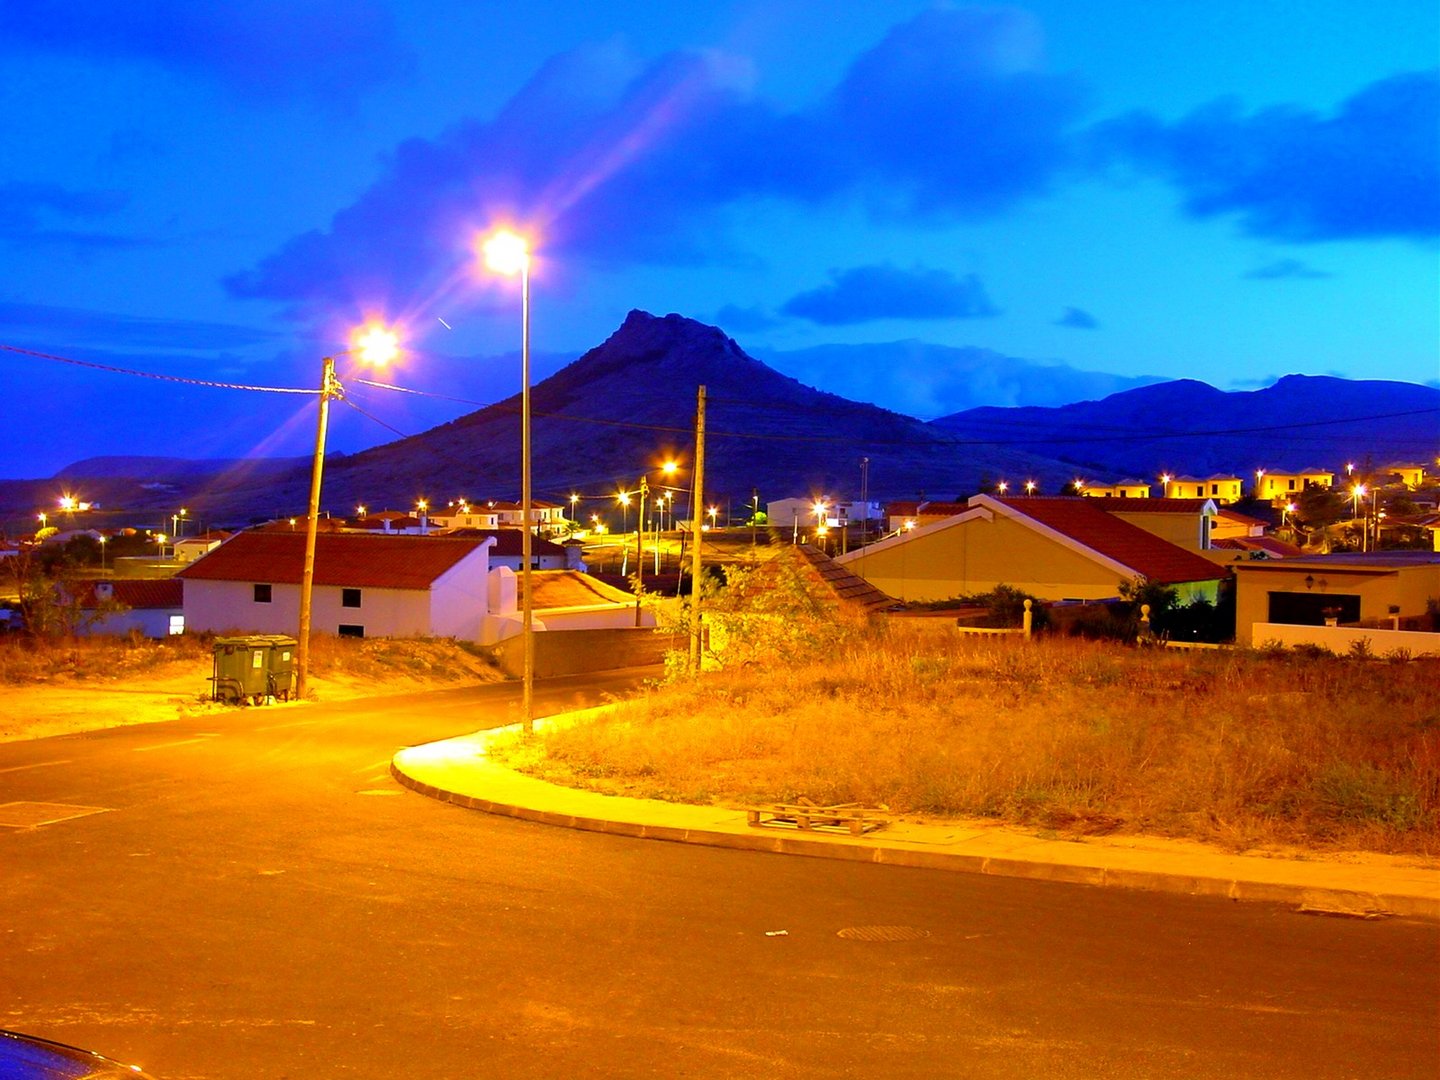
[1,342,319,395]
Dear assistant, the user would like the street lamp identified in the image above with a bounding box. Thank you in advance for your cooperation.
[481,227,535,732]
[1024,480,1036,496]
[295,322,399,702]
[996,480,1008,495]
[98,535,107,571]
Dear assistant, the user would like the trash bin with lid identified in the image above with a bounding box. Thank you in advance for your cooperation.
[210,636,274,705]
[260,634,298,702]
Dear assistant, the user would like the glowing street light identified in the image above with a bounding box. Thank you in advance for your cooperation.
[996,480,1008,495]
[98,534,107,571]
[480,226,535,732]
[296,321,400,701]
[357,505,367,518]
[706,506,718,530]
[1024,480,1036,496]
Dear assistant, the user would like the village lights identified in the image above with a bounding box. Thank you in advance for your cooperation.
[1025,480,1036,496]
[295,321,402,702]
[707,506,718,529]
[98,535,107,571]
[996,481,1008,495]
[480,226,535,732]
[357,505,367,517]
[37,512,46,528]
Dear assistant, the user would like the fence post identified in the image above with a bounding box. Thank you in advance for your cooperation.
[1022,598,1033,639]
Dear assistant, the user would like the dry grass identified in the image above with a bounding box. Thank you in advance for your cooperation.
[519,626,1440,856]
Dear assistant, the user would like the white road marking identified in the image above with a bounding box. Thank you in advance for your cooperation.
[255,718,323,732]
[132,735,219,752]
[0,760,71,774]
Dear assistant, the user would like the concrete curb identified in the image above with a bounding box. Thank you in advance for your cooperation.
[391,719,1440,922]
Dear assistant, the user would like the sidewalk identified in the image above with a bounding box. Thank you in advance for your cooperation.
[391,712,1440,921]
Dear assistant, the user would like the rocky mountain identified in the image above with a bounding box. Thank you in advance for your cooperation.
[278,310,1068,515]
[928,375,1440,480]
[7,316,1433,525]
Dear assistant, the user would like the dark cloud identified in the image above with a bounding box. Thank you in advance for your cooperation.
[226,8,1085,316]
[1093,70,1440,242]
[0,1,411,105]
[1244,258,1333,280]
[780,264,999,326]
[1055,306,1099,329]
[0,182,143,250]
[0,300,279,350]
[713,304,783,334]
[820,6,1086,221]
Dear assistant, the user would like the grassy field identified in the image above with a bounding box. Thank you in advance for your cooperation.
[512,626,1439,857]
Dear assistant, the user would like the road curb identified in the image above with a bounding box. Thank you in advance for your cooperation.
[390,727,1440,922]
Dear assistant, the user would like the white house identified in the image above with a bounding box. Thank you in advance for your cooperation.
[174,530,232,564]
[73,580,185,638]
[438,528,584,572]
[178,531,494,640]
[767,498,879,529]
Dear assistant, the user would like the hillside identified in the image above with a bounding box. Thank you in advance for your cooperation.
[294,311,1067,513]
[929,375,1440,479]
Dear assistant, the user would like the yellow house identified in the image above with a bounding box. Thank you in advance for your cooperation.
[1255,468,1335,502]
[1231,553,1440,645]
[1080,479,1152,499]
[1163,474,1244,504]
[1383,463,1427,489]
[836,495,1227,604]
[1079,496,1217,551]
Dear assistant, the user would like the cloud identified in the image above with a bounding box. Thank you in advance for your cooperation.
[1055,306,1099,329]
[1093,70,1440,242]
[226,8,1087,317]
[0,300,279,350]
[713,304,783,334]
[0,182,145,250]
[0,1,411,106]
[1243,258,1333,280]
[780,264,999,326]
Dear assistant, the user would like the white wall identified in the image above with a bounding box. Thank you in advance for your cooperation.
[184,579,436,637]
[1249,622,1440,657]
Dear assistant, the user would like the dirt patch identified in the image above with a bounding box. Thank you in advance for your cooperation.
[0,637,506,744]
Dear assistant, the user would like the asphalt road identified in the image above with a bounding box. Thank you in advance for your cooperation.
[2,671,1436,1079]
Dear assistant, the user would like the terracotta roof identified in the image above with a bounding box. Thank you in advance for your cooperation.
[994,497,1228,584]
[1210,536,1304,557]
[177,531,489,589]
[1082,497,1213,514]
[794,545,900,611]
[175,530,232,545]
[74,579,184,609]
[520,571,634,608]
[439,529,566,556]
[1216,509,1268,527]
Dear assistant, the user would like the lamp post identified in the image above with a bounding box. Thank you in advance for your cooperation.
[98,535,106,571]
[295,324,398,702]
[482,229,535,732]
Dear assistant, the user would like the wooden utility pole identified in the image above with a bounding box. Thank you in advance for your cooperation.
[688,385,707,673]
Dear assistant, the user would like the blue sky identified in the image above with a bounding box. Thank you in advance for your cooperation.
[1,1,1436,478]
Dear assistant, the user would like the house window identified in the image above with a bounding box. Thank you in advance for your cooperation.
[338,624,365,638]
[341,588,362,608]
[253,583,272,604]
[168,614,185,635]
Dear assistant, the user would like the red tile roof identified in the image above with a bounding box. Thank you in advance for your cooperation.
[74,579,184,609]
[1082,497,1214,513]
[1210,536,1304,557]
[994,497,1228,585]
[439,529,565,556]
[177,531,489,590]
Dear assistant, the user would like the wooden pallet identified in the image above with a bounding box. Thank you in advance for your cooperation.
[746,798,889,836]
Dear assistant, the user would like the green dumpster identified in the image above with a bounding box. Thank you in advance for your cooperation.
[262,634,298,702]
[211,635,297,705]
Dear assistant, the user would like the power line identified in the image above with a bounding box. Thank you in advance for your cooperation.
[1,342,318,395]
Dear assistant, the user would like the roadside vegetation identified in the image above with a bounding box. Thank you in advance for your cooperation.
[509,571,1439,857]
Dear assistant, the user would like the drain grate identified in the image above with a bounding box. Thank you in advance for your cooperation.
[837,925,931,942]
[0,801,111,828]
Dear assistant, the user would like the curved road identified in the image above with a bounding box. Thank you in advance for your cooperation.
[2,671,1435,1079]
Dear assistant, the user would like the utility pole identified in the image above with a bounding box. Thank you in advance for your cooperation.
[634,476,648,626]
[688,386,707,674]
